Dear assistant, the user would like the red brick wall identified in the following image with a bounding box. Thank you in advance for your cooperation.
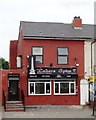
[18,39,84,75]
[17,39,84,105]
[10,41,18,69]
[6,36,84,105]
[2,70,21,102]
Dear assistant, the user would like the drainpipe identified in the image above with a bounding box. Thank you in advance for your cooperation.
[91,39,96,116]
[91,40,96,75]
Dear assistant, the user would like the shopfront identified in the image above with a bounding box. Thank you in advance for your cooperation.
[28,65,78,97]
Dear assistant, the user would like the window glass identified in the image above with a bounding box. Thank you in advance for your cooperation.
[55,83,59,93]
[29,81,51,95]
[70,83,74,93]
[32,47,43,64]
[36,56,42,64]
[30,83,34,94]
[58,56,67,64]
[33,47,43,55]
[54,81,76,95]
[58,48,68,64]
[58,48,68,55]
[16,56,22,67]
[60,83,69,93]
[35,83,44,94]
[46,83,50,93]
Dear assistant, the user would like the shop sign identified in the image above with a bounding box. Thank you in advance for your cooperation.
[28,67,77,79]
[35,67,77,75]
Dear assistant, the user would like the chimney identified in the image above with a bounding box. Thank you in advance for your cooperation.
[72,16,82,29]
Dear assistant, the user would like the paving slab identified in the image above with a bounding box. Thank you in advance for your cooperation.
[1,106,96,119]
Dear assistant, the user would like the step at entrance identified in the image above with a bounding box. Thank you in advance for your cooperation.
[5,101,25,112]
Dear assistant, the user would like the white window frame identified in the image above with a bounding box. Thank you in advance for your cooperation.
[57,47,68,65]
[32,47,43,64]
[16,56,22,68]
[28,81,51,95]
[54,81,76,95]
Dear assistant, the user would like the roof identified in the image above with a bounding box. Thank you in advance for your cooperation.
[20,21,95,40]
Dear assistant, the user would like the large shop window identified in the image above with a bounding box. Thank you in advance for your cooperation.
[29,81,51,95]
[58,47,68,64]
[32,47,43,64]
[54,81,76,95]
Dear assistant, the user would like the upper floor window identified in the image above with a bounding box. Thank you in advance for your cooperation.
[32,47,43,64]
[16,55,22,68]
[57,47,68,64]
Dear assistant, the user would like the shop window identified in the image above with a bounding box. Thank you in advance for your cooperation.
[54,81,76,95]
[57,48,68,64]
[60,83,69,93]
[32,47,43,64]
[35,83,44,94]
[29,81,51,95]
[70,83,75,93]
[55,83,59,93]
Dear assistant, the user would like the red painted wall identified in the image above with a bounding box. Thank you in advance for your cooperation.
[10,41,18,69]
[4,33,84,105]
[16,38,84,105]
[24,79,80,105]
[2,69,21,103]
[17,39,84,75]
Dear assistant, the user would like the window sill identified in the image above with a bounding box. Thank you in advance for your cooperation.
[54,93,76,95]
[28,94,51,96]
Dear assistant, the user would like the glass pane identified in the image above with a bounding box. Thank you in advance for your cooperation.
[58,56,67,64]
[16,56,21,67]
[36,56,42,64]
[55,83,59,93]
[58,48,68,55]
[33,47,43,55]
[71,83,74,93]
[60,83,69,93]
[30,83,34,94]
[35,83,44,94]
[46,83,50,93]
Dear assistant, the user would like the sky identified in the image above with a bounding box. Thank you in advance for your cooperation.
[0,0,95,61]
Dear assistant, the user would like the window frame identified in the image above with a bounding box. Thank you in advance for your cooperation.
[28,81,51,95]
[16,55,22,68]
[57,47,68,65]
[54,81,76,95]
[32,46,43,64]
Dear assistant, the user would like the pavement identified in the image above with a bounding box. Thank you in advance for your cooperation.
[1,105,96,119]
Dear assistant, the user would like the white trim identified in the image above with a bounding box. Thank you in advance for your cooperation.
[28,81,51,95]
[54,81,76,95]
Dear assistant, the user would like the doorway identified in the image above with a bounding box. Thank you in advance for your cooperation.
[8,80,19,101]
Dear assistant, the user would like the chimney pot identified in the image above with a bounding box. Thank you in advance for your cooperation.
[72,16,82,28]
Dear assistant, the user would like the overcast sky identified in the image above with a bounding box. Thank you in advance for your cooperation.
[0,0,95,61]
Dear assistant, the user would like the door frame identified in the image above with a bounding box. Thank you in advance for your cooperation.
[8,74,20,101]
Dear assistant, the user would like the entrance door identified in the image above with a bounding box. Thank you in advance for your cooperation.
[8,80,19,101]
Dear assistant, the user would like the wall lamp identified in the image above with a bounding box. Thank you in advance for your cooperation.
[74,57,79,67]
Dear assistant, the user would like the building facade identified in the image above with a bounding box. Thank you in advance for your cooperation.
[2,17,94,106]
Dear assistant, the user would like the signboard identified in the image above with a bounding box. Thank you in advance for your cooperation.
[8,73,19,77]
[8,73,19,80]
[28,67,78,79]
[36,67,77,75]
